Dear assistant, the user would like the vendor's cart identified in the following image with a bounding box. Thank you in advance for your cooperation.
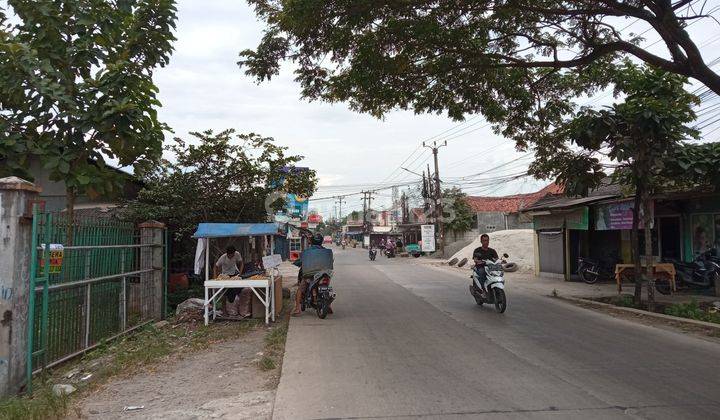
[193,223,283,325]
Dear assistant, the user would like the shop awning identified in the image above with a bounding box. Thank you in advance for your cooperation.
[524,194,618,212]
[193,222,281,238]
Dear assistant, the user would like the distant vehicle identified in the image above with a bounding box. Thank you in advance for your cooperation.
[405,243,422,258]
[323,235,332,244]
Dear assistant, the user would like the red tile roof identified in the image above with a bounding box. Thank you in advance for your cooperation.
[465,183,564,213]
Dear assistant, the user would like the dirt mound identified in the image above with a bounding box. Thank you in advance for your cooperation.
[450,229,535,272]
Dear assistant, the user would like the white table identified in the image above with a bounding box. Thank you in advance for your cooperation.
[204,278,275,325]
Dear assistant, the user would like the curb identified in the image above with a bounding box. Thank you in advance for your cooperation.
[555,295,720,331]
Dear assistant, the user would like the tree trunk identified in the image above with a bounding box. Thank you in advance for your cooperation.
[642,191,655,312]
[632,186,643,306]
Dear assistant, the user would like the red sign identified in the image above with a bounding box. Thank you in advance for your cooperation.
[308,213,323,223]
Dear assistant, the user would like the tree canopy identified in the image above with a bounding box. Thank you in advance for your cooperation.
[442,187,474,235]
[532,63,701,196]
[0,0,177,205]
[124,129,318,269]
[240,1,720,150]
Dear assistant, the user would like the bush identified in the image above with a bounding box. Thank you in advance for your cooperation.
[664,300,720,324]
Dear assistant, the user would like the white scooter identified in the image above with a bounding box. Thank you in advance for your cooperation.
[469,253,508,313]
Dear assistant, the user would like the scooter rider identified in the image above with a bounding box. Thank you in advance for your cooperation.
[472,234,499,295]
[292,233,334,316]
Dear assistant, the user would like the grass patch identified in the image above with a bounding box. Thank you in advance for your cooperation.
[257,297,291,373]
[0,385,69,420]
[259,356,277,371]
[664,300,720,324]
[0,318,261,420]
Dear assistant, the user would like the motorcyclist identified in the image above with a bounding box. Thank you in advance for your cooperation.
[471,234,499,295]
[385,239,396,256]
[292,233,334,316]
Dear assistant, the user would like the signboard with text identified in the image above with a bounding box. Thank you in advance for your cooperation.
[596,201,653,230]
[262,254,283,269]
[421,224,436,252]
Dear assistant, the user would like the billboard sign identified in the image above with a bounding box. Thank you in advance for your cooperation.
[421,224,436,252]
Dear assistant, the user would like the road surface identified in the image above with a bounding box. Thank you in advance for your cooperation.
[273,247,720,419]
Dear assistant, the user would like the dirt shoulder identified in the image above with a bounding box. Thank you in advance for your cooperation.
[73,323,279,419]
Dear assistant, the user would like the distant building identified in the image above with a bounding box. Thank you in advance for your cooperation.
[465,183,564,234]
[27,158,142,213]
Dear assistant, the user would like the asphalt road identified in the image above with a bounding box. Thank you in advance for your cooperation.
[273,247,720,420]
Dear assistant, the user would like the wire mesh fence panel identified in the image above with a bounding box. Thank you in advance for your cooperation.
[28,210,166,378]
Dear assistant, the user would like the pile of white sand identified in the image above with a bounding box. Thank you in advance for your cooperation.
[450,229,535,272]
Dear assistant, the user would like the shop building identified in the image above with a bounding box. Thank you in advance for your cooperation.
[526,183,720,287]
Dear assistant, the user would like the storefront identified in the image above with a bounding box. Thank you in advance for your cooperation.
[528,191,720,282]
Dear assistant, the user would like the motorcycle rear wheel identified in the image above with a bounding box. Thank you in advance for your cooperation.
[316,300,329,319]
[578,264,599,284]
[493,289,507,313]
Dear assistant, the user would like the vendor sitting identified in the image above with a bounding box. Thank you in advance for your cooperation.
[214,245,252,318]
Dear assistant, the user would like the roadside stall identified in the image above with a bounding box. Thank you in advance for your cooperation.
[193,223,283,325]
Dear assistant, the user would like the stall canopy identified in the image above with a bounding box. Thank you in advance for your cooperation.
[193,222,281,238]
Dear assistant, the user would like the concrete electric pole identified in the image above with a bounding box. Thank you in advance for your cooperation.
[423,140,447,256]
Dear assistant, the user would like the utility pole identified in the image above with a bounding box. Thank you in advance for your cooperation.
[335,196,346,221]
[360,190,374,234]
[423,140,447,256]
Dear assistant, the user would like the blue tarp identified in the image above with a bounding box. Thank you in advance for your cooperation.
[193,222,281,238]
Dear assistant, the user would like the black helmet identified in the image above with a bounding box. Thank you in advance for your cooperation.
[311,233,324,245]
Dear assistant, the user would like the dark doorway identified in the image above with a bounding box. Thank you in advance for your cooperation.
[660,217,682,261]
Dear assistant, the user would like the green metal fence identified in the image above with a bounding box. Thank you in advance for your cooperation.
[27,206,167,389]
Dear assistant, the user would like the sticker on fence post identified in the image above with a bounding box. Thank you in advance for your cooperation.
[40,244,64,273]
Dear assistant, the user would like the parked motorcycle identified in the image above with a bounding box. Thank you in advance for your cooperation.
[469,253,508,313]
[577,256,618,284]
[656,250,720,295]
[369,248,377,261]
[301,270,336,319]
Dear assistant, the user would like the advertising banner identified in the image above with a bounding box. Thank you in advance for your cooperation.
[595,201,653,230]
[421,224,436,252]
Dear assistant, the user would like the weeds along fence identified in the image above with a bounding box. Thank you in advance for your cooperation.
[27,207,167,387]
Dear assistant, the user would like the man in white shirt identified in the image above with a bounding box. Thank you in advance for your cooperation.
[214,246,251,317]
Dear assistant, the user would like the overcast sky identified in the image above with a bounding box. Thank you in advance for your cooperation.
[154,1,720,219]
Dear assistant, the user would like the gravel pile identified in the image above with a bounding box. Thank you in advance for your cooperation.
[450,229,535,272]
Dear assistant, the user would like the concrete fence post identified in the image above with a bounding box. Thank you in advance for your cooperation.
[0,177,40,396]
[139,221,165,321]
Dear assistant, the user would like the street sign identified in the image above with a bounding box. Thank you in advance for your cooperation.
[421,225,436,252]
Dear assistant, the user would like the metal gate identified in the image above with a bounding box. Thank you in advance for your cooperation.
[27,205,167,389]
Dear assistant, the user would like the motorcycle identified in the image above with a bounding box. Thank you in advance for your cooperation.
[469,253,508,313]
[577,256,618,284]
[301,270,336,319]
[369,248,377,261]
[656,250,720,295]
[384,247,396,258]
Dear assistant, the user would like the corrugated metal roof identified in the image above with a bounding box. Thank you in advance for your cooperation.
[193,223,281,238]
[524,194,619,211]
